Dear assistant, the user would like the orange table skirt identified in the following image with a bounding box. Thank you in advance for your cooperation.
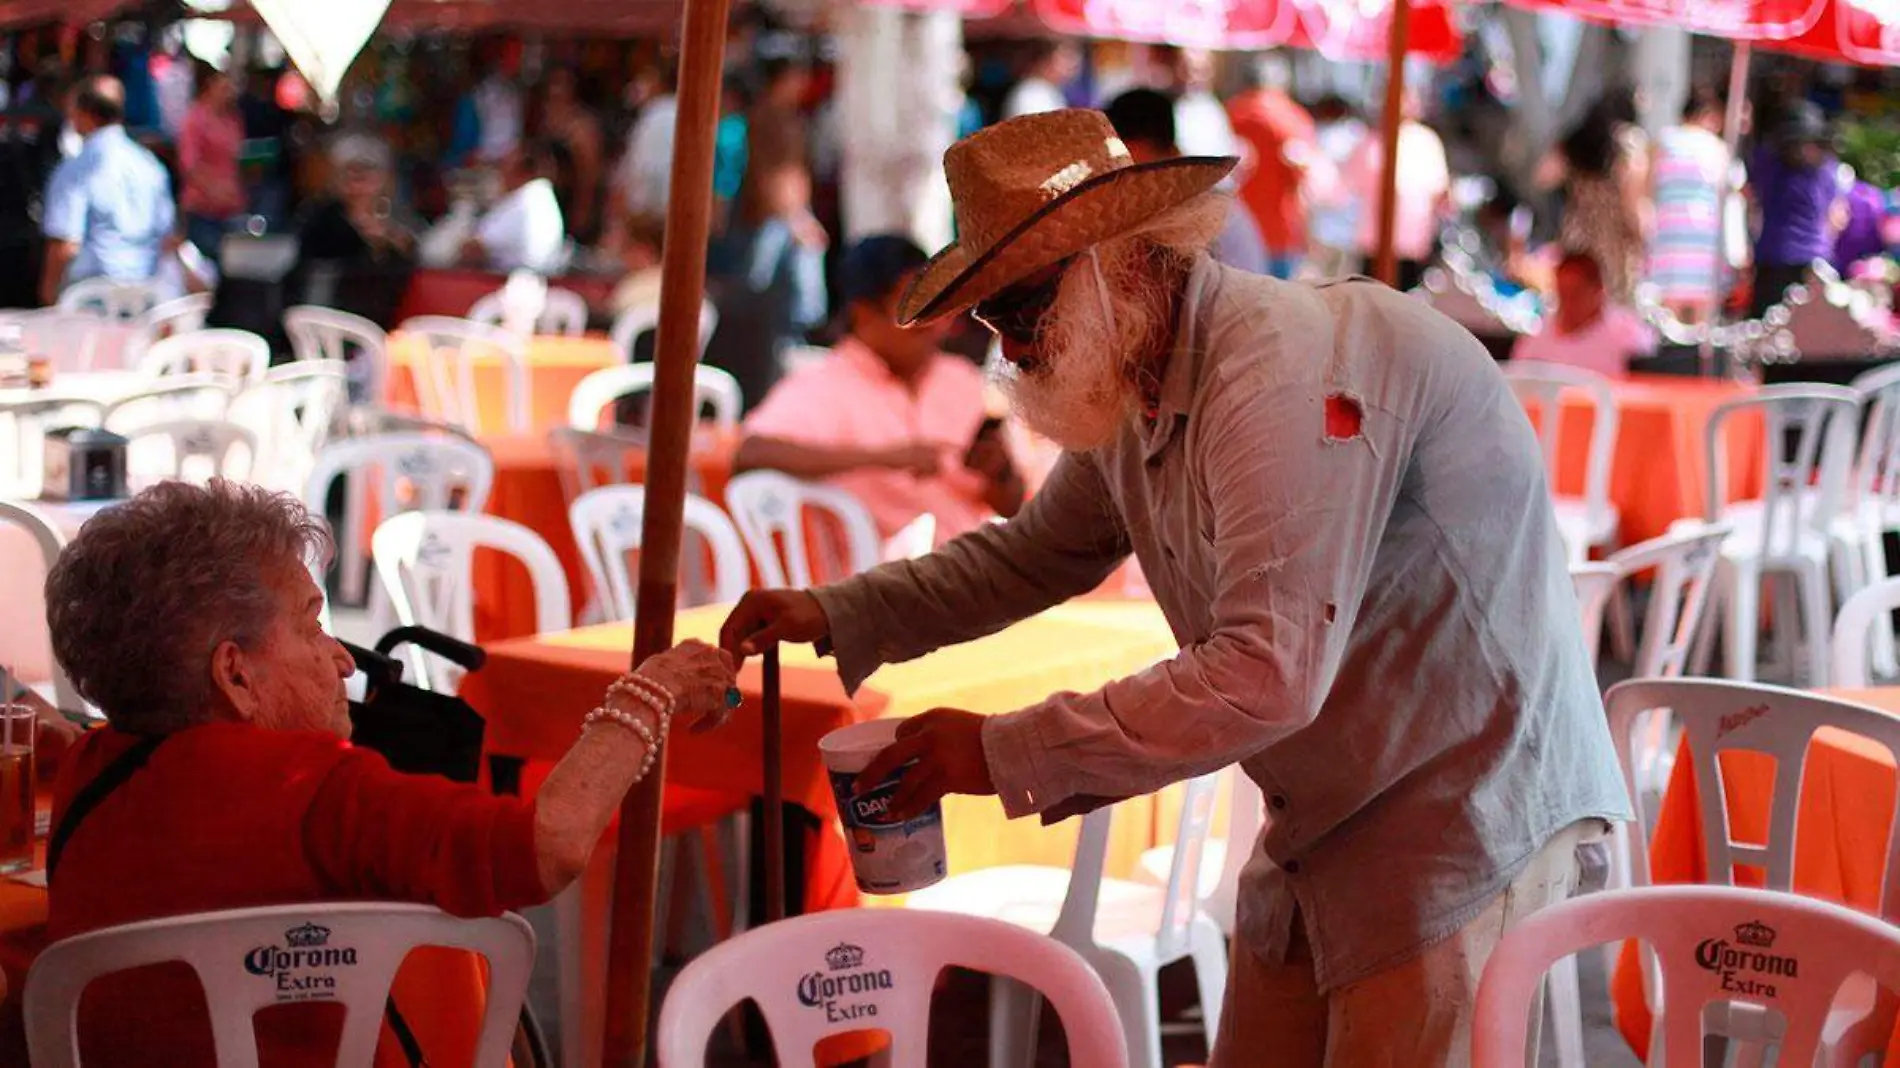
[469,430,740,644]
[385,333,622,436]
[458,599,1184,914]
[1609,686,1900,1061]
[1535,374,1763,546]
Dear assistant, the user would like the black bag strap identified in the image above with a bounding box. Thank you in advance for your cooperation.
[384,1000,428,1068]
[46,735,165,880]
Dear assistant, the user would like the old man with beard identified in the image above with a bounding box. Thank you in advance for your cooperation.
[721,109,1628,1067]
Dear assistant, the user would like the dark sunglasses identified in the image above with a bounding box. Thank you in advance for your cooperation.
[971,258,1074,348]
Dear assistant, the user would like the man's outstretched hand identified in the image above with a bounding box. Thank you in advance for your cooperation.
[851,709,996,821]
[719,589,832,660]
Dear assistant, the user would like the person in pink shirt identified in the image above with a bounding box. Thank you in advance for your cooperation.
[1343,86,1449,291]
[177,62,246,267]
[736,234,1026,542]
[1512,252,1656,377]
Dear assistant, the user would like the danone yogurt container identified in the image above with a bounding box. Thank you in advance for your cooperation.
[819,719,948,895]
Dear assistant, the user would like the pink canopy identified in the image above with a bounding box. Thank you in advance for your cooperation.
[1028,0,1296,47]
[1286,0,1462,60]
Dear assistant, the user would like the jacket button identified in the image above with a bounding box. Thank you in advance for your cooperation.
[1284,860,1302,875]
[1270,794,1287,810]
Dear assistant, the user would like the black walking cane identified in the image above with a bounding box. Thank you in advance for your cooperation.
[762,646,786,923]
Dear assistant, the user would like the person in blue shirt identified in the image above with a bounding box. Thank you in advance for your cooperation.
[39,76,175,305]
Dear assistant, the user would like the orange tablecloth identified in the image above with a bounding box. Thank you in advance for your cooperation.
[1609,686,1900,1061]
[468,430,740,643]
[458,599,1182,913]
[385,333,622,436]
[1537,374,1764,546]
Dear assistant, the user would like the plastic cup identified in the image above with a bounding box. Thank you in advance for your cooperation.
[818,719,948,895]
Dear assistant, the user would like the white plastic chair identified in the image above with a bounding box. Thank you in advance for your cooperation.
[657,907,1129,1068]
[398,316,532,434]
[1473,885,1900,1068]
[548,427,650,503]
[0,394,104,497]
[566,363,742,433]
[137,328,271,384]
[304,433,495,614]
[0,501,81,714]
[1832,575,1900,687]
[54,278,160,321]
[1570,563,1620,673]
[11,310,110,373]
[569,485,750,621]
[372,511,568,691]
[1832,361,1900,678]
[1605,677,1900,1065]
[25,902,534,1068]
[101,377,235,436]
[907,774,1227,1068]
[468,285,590,337]
[608,298,718,362]
[229,360,349,494]
[724,470,882,588]
[1504,360,1622,564]
[1681,385,1861,685]
[124,292,210,362]
[1133,766,1265,938]
[284,306,389,405]
[121,418,257,487]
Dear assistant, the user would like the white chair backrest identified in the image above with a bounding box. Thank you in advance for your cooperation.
[398,316,532,434]
[881,513,937,563]
[725,470,881,588]
[0,394,105,497]
[569,485,751,621]
[230,361,349,493]
[1503,360,1621,535]
[1472,884,1900,1068]
[101,377,234,436]
[608,298,718,361]
[567,362,743,433]
[125,293,210,362]
[55,278,160,321]
[468,285,589,337]
[138,328,271,384]
[1052,773,1221,961]
[1570,563,1619,673]
[1606,521,1729,678]
[1204,769,1265,936]
[656,907,1128,1068]
[373,511,569,688]
[25,902,534,1068]
[284,306,389,404]
[122,418,257,486]
[1705,385,1861,555]
[304,433,495,528]
[0,501,80,713]
[1832,575,1900,687]
[547,427,651,503]
[1605,678,1900,914]
[13,310,109,373]
[1848,361,1900,518]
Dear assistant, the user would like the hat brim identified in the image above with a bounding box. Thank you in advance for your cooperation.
[896,155,1238,327]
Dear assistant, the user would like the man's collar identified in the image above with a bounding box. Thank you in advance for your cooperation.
[1137,255,1217,460]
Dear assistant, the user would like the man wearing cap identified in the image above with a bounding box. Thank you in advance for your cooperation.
[722,110,1627,1065]
[735,234,1024,545]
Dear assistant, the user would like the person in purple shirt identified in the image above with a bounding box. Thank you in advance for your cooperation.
[1749,102,1846,315]
[1834,179,1889,272]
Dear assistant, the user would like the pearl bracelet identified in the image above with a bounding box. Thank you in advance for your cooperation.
[582,671,678,782]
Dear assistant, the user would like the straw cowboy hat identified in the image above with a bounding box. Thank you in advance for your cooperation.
[896,108,1237,326]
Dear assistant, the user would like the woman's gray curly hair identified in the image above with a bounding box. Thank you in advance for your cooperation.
[45,480,333,736]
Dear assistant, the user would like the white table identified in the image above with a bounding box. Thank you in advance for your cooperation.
[0,499,121,700]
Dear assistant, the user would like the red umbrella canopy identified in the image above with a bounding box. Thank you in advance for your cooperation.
[1286,0,1461,60]
[1029,0,1296,47]
[1775,0,1900,63]
[1506,0,1826,38]
[862,0,1015,14]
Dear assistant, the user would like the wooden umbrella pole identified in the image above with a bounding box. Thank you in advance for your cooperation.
[601,0,733,1062]
[1374,0,1414,288]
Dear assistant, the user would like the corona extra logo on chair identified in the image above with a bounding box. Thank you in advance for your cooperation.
[243,920,360,1001]
[1695,920,1801,998]
[797,941,895,1023]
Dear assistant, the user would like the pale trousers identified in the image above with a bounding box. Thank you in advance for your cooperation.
[1208,820,1608,1068]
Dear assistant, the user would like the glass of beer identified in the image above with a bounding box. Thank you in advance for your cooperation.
[0,702,37,876]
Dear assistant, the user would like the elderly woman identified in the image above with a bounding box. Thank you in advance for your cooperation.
[290,133,417,327]
[41,479,736,1066]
